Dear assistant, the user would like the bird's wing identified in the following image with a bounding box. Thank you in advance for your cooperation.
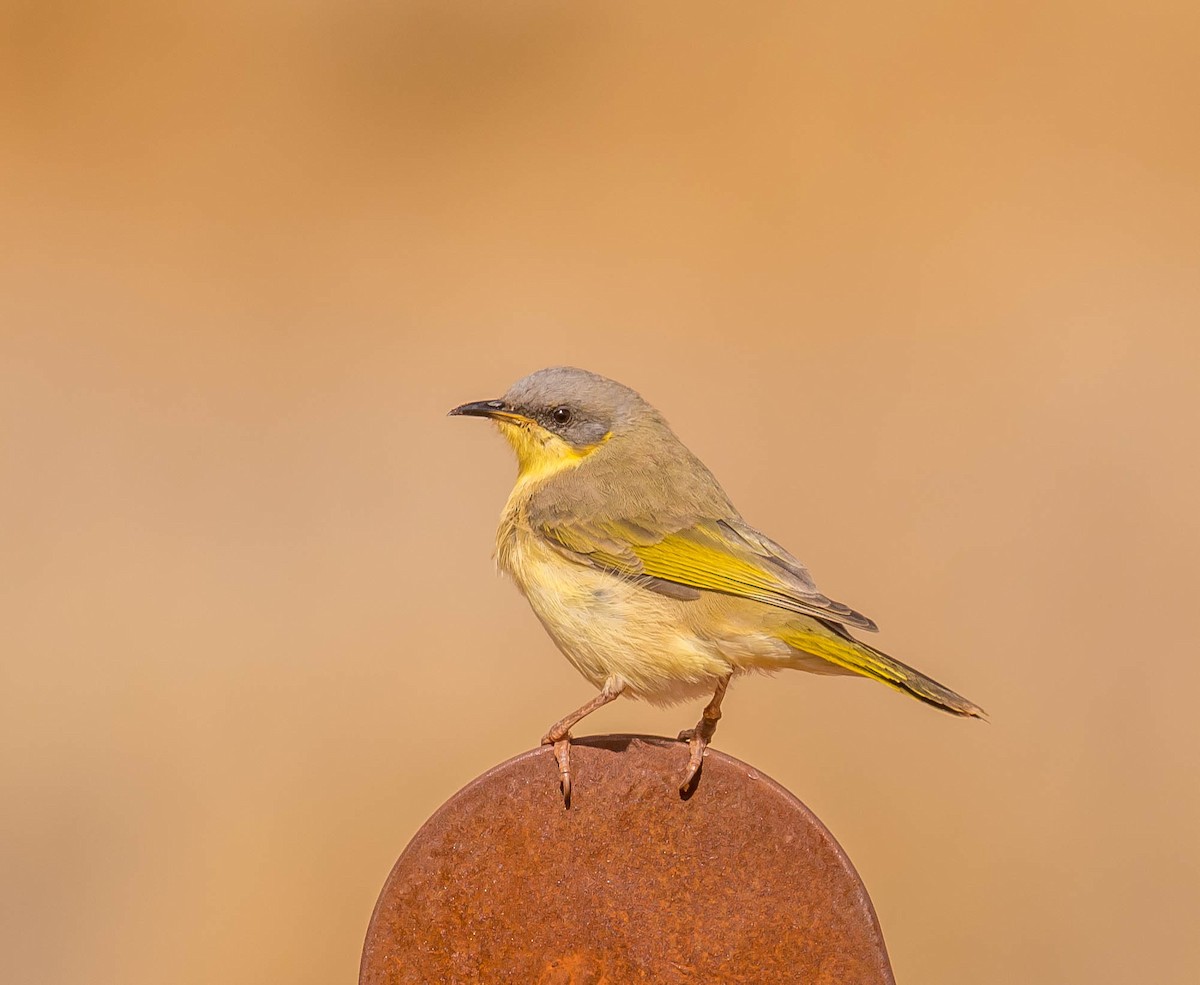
[539,516,879,631]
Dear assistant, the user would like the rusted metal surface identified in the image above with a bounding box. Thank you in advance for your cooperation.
[361,735,895,984]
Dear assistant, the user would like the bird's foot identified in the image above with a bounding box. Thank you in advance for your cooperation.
[677,675,729,795]
[677,722,717,795]
[540,731,573,806]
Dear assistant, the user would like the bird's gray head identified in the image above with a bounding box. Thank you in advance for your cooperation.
[449,366,651,450]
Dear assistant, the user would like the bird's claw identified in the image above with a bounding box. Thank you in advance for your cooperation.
[542,733,573,806]
[679,731,708,794]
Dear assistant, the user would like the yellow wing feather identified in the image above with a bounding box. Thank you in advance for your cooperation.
[540,518,878,631]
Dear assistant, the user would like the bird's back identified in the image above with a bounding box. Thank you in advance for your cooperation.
[526,412,738,533]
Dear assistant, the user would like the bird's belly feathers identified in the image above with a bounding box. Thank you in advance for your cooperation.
[499,525,786,703]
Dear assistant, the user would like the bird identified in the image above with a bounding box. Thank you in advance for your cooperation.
[449,366,984,801]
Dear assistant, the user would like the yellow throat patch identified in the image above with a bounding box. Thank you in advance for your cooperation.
[493,418,609,493]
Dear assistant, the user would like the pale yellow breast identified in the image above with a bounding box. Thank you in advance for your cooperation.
[496,508,732,703]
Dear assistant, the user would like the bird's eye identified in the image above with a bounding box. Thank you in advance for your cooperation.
[551,406,572,425]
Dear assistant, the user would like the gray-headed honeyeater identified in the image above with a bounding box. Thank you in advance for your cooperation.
[450,367,984,802]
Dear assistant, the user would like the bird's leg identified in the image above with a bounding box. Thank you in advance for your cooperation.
[678,674,732,793]
[540,676,626,804]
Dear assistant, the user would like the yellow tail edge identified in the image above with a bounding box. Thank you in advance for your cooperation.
[780,628,987,719]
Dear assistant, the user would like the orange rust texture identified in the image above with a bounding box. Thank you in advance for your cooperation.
[361,736,894,984]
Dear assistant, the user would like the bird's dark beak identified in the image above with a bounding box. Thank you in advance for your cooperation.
[447,399,526,422]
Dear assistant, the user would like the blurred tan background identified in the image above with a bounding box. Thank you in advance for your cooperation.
[2,2,1198,983]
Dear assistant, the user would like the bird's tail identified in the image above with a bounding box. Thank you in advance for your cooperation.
[778,624,986,718]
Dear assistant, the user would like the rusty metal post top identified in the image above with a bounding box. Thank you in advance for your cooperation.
[362,735,894,985]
